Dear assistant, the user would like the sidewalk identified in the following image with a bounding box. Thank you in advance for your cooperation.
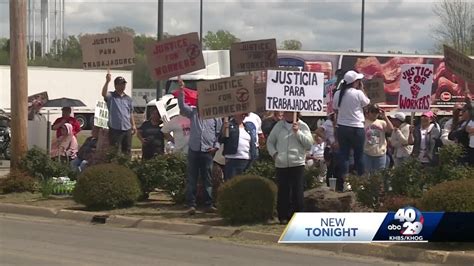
[0,192,473,264]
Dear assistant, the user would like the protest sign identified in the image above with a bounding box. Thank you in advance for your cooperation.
[28,91,48,107]
[324,78,337,115]
[146,32,205,81]
[80,32,135,70]
[443,45,474,83]
[197,76,255,119]
[253,82,267,114]
[231,39,277,73]
[266,70,324,112]
[398,64,434,112]
[365,78,385,103]
[94,100,109,129]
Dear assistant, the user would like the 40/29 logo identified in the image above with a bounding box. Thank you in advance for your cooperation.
[387,207,424,236]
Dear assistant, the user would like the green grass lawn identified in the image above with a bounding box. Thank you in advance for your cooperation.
[76,131,142,149]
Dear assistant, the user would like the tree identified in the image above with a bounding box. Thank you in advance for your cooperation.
[202,30,240,50]
[280,40,302,50]
[108,26,136,36]
[432,0,473,55]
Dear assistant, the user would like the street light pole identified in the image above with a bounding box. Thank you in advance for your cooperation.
[200,0,203,46]
[156,0,164,99]
[361,0,365,52]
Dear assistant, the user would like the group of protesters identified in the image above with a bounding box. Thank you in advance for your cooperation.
[48,71,473,225]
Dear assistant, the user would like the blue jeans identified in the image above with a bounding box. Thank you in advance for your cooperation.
[364,154,386,174]
[336,125,365,178]
[224,158,250,181]
[186,150,213,208]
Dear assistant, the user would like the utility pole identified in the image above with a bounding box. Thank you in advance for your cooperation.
[156,0,164,100]
[9,0,29,169]
[200,0,203,46]
[361,0,365,52]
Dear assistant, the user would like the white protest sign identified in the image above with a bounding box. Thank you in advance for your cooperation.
[94,100,109,129]
[398,64,434,112]
[266,70,324,112]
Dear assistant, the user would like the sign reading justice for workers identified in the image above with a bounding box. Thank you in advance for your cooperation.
[146,32,205,81]
[80,32,136,69]
[231,39,278,72]
[266,70,324,112]
[398,64,434,112]
[197,75,255,119]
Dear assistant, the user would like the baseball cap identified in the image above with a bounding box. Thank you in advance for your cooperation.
[114,76,127,85]
[390,112,406,122]
[344,70,364,84]
[421,111,435,118]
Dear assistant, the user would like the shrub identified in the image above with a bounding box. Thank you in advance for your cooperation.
[217,175,277,224]
[0,171,37,194]
[73,163,141,210]
[377,195,417,212]
[386,158,427,198]
[304,166,321,190]
[420,179,474,212]
[427,144,473,186]
[348,172,384,209]
[158,154,187,203]
[128,156,167,199]
[19,148,75,180]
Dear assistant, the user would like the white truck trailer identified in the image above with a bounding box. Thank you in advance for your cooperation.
[0,66,133,129]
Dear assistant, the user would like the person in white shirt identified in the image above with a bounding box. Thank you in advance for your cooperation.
[306,136,326,182]
[315,113,337,187]
[161,114,191,155]
[243,112,263,157]
[332,70,370,191]
[389,112,413,166]
[467,118,474,166]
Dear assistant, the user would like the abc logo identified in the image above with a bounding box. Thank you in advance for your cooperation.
[387,224,402,230]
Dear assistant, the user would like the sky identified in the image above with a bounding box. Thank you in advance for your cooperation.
[0,0,449,54]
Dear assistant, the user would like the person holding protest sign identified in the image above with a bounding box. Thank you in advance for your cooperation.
[408,111,441,166]
[178,88,222,215]
[137,107,165,160]
[332,70,370,191]
[220,113,257,181]
[363,104,394,173]
[389,112,412,166]
[448,101,473,165]
[101,74,136,156]
[267,112,313,225]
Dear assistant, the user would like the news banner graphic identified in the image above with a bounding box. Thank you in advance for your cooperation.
[279,207,474,243]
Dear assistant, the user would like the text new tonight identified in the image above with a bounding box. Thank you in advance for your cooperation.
[305,218,359,238]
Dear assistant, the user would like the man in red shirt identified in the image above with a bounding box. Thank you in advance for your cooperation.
[52,107,81,138]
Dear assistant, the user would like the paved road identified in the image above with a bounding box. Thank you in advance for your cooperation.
[0,214,428,266]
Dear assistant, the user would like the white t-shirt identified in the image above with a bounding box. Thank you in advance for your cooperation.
[310,142,325,159]
[332,88,370,128]
[321,119,335,145]
[244,112,262,147]
[468,120,474,148]
[161,115,191,154]
[226,127,251,160]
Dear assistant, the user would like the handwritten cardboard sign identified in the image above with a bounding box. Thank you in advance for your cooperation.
[266,70,324,112]
[94,100,109,129]
[254,82,267,114]
[443,45,474,83]
[197,75,255,119]
[146,32,205,81]
[231,39,278,73]
[365,78,386,103]
[80,32,135,69]
[398,64,433,112]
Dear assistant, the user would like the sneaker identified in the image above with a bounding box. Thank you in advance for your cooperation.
[187,207,196,215]
[204,206,217,213]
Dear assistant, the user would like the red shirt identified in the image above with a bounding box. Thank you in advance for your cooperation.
[172,88,198,106]
[53,117,81,138]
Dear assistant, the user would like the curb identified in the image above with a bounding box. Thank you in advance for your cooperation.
[0,203,473,264]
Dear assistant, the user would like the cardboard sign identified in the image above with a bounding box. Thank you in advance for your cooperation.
[254,82,267,114]
[365,78,386,103]
[231,39,278,73]
[146,32,205,81]
[266,70,324,112]
[197,76,255,119]
[80,32,135,70]
[398,64,434,112]
[28,91,48,106]
[94,100,109,129]
[443,45,474,83]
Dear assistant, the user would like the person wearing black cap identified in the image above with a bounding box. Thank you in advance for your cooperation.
[101,74,136,155]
